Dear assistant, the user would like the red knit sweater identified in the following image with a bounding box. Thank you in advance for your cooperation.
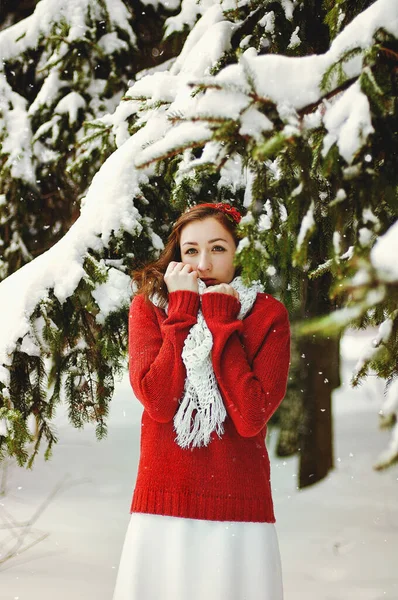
[128,289,290,523]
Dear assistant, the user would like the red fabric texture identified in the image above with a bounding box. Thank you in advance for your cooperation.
[128,289,291,522]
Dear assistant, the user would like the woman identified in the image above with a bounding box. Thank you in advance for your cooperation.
[112,202,291,600]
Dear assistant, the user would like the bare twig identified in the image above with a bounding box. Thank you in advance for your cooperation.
[0,463,90,568]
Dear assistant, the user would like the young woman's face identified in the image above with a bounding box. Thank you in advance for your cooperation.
[179,217,237,286]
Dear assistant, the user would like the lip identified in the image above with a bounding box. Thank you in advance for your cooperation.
[202,278,217,284]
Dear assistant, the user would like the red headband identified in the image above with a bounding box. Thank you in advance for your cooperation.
[197,202,242,224]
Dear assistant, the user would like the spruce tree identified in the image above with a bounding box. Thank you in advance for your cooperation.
[0,0,397,482]
[0,0,182,279]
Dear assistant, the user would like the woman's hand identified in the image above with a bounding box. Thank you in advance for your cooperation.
[164,261,199,294]
[202,283,240,301]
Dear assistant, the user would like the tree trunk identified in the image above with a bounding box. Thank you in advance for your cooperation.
[298,273,341,488]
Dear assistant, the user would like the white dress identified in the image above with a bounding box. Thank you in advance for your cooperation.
[112,511,284,600]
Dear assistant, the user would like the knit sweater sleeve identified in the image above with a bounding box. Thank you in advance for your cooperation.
[128,290,200,423]
[201,292,291,437]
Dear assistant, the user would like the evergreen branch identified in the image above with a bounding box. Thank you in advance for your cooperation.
[299,75,358,116]
[36,47,71,73]
[123,95,152,102]
[168,115,234,125]
[321,47,363,92]
[27,420,57,469]
[47,34,76,47]
[189,44,389,137]
[296,288,386,338]
[331,278,398,300]
[187,80,275,107]
[74,127,112,149]
[309,248,354,279]
[136,139,213,170]
[43,34,106,58]
[122,96,170,109]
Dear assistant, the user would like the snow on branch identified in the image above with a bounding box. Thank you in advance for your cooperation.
[0,0,136,61]
[133,0,397,169]
[169,7,235,77]
[0,74,35,183]
[0,135,149,383]
[370,221,398,283]
[0,0,142,284]
[164,0,220,39]
[0,0,137,187]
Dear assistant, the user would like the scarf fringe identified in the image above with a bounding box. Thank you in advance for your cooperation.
[173,379,227,449]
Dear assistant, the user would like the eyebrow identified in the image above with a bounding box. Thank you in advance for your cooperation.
[182,238,229,246]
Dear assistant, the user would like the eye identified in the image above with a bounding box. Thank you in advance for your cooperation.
[184,246,226,255]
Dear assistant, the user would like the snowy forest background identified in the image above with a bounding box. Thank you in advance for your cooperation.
[0,0,397,598]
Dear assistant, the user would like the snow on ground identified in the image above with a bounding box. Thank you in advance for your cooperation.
[0,328,397,600]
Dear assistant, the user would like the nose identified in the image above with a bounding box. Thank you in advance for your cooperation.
[197,252,212,273]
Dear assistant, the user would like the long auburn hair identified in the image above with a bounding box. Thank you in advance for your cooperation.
[131,204,243,308]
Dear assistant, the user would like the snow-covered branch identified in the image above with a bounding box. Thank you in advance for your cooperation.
[134,0,397,169]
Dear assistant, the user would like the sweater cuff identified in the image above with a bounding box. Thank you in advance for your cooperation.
[168,290,200,316]
[201,292,240,321]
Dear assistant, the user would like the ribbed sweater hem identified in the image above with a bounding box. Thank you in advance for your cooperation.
[130,487,276,523]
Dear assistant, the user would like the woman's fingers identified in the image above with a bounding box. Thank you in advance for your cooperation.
[166,262,195,274]
[165,261,178,274]
[164,262,199,293]
[164,267,241,298]
[181,263,193,272]
[202,283,239,300]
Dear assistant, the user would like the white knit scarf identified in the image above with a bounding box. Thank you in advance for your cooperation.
[150,275,264,449]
